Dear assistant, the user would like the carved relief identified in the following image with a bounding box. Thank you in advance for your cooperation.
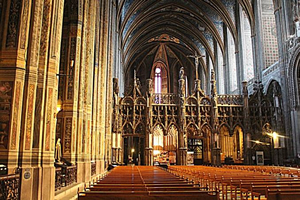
[25,84,35,150]
[40,0,51,56]
[6,0,22,48]
[58,38,67,100]
[146,79,153,96]
[64,118,72,153]
[45,88,53,151]
[56,118,63,141]
[67,38,76,100]
[11,82,20,150]
[0,82,13,149]
[20,0,30,49]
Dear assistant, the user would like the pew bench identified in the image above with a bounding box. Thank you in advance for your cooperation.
[78,190,218,200]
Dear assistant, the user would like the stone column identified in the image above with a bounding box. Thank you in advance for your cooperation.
[93,0,102,174]
[0,0,33,175]
[223,23,230,94]
[235,3,244,94]
[57,0,83,165]
[76,0,96,182]
[19,0,46,199]
[40,0,65,199]
[97,0,110,173]
[105,0,115,166]
[252,0,265,81]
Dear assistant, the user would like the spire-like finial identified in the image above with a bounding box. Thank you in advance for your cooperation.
[211,69,215,81]
[210,69,217,97]
[179,66,184,80]
[134,69,137,86]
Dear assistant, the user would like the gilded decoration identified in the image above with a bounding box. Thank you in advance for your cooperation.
[11,82,20,150]
[20,0,30,49]
[25,84,35,150]
[45,88,53,151]
[0,82,13,149]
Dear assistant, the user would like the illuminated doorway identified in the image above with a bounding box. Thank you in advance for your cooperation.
[152,124,178,165]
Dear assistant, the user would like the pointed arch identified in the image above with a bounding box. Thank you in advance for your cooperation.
[122,123,133,135]
[135,123,145,135]
[153,124,164,151]
[233,125,244,161]
[186,123,200,138]
[165,124,178,151]
[288,45,300,108]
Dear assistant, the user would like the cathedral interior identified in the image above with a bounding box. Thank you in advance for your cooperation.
[1,0,300,199]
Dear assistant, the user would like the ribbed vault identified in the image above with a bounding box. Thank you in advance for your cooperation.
[118,0,254,92]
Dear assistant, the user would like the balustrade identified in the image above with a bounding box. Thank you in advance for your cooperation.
[62,165,77,187]
[55,165,77,191]
[55,168,62,191]
[0,174,19,200]
[152,93,179,104]
[217,95,243,105]
[91,162,96,176]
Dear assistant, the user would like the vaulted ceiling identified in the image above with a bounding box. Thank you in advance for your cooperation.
[118,0,254,80]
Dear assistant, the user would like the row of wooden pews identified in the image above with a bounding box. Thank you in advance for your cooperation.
[223,165,300,177]
[78,166,218,200]
[167,166,300,200]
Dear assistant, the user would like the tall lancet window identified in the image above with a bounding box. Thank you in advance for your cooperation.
[155,67,162,93]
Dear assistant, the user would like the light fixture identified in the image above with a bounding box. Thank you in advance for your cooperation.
[272,132,278,139]
[57,99,62,112]
[131,148,135,153]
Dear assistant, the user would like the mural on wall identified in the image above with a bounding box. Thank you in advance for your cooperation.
[0,82,13,149]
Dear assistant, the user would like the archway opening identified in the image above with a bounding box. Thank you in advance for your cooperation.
[187,124,204,165]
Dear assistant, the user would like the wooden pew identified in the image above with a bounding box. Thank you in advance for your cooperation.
[78,190,218,200]
[266,189,300,200]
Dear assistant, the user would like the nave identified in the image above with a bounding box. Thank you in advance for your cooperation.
[78,165,300,200]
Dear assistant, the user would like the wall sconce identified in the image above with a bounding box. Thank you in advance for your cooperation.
[57,99,62,113]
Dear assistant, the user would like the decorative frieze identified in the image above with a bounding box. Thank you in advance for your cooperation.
[64,118,72,153]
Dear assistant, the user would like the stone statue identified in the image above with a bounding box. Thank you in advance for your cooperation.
[113,78,119,95]
[55,138,62,163]
[136,78,142,96]
[146,79,153,96]
[113,78,119,107]
[179,67,184,80]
